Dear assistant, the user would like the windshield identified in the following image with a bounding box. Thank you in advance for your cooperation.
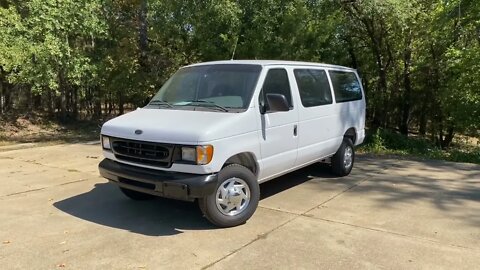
[149,64,262,111]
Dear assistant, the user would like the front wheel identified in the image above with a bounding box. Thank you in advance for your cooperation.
[199,164,260,227]
[331,138,355,176]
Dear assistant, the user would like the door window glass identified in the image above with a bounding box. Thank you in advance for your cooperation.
[294,69,333,107]
[260,69,293,111]
[329,71,362,103]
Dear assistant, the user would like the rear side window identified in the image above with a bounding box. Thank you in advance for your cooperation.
[294,69,332,107]
[329,71,362,103]
[260,69,293,109]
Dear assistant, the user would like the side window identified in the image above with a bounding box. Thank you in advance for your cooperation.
[294,69,332,107]
[260,69,293,111]
[329,71,362,103]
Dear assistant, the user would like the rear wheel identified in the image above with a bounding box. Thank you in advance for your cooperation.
[199,164,259,227]
[331,138,355,176]
[119,187,156,200]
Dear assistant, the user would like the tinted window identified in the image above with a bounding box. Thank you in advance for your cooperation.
[329,71,362,103]
[260,69,293,110]
[294,69,332,107]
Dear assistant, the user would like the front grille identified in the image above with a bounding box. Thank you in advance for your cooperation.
[111,138,174,167]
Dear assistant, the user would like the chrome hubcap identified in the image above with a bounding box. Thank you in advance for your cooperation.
[215,178,250,216]
[344,146,353,169]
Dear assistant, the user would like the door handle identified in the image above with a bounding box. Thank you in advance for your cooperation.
[293,124,298,136]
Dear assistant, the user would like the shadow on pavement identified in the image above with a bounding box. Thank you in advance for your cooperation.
[53,162,339,236]
[346,155,480,228]
[260,162,338,200]
[54,155,480,236]
[54,183,214,236]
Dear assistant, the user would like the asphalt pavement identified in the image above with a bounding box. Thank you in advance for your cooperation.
[0,143,479,269]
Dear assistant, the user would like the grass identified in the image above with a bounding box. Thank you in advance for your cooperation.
[358,128,480,164]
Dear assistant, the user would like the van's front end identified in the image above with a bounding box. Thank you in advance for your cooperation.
[99,126,220,202]
[98,107,256,201]
[98,63,263,227]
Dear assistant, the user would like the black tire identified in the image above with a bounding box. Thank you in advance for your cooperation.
[198,164,260,227]
[331,138,355,177]
[119,187,156,200]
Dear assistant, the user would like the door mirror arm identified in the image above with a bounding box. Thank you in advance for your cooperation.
[259,103,267,114]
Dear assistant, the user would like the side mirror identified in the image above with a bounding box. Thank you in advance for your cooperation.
[265,93,289,113]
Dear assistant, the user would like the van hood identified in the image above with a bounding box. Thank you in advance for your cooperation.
[101,108,257,144]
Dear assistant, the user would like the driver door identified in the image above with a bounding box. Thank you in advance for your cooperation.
[258,68,299,180]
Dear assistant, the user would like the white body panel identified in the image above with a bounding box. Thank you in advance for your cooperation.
[256,66,299,180]
[101,60,366,182]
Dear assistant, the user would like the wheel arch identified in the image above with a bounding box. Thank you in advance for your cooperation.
[344,127,357,144]
[222,152,259,177]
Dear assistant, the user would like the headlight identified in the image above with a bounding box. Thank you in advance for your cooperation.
[181,147,196,162]
[102,136,111,150]
[181,145,214,165]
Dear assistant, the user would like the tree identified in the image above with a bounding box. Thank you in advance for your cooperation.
[0,0,478,148]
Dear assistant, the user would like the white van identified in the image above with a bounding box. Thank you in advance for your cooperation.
[99,60,366,227]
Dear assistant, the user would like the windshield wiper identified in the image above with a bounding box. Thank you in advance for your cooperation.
[185,100,229,112]
[148,100,173,108]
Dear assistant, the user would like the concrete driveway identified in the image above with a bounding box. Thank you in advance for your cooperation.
[0,143,479,269]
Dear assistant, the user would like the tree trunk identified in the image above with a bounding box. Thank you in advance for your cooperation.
[3,83,11,112]
[418,83,430,137]
[59,71,67,122]
[108,100,113,115]
[104,99,108,116]
[367,27,388,129]
[375,66,388,128]
[46,89,54,116]
[399,34,412,136]
[345,36,358,69]
[33,93,41,110]
[0,67,11,114]
[437,117,444,147]
[419,103,427,136]
[138,0,148,67]
[72,86,78,120]
[442,126,455,149]
[25,86,33,112]
[118,92,124,115]
[0,71,3,115]
[94,90,102,119]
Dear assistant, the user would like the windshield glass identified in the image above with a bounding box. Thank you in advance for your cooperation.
[149,64,262,110]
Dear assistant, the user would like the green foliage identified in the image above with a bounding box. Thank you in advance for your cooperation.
[363,129,437,154]
[368,129,387,152]
[0,0,479,158]
[361,129,480,164]
[2,0,106,92]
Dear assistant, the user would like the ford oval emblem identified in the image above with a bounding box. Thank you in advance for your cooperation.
[134,129,143,135]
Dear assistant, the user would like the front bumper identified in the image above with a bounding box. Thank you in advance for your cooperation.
[99,159,218,201]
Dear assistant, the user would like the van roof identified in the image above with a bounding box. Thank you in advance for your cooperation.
[186,60,356,71]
